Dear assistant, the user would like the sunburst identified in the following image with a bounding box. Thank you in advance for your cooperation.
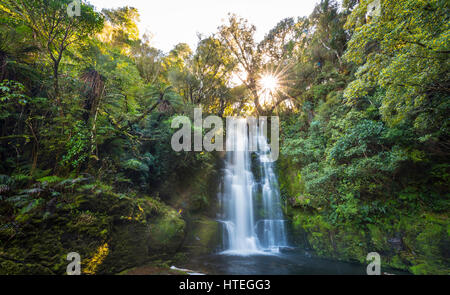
[257,63,296,109]
[260,74,279,93]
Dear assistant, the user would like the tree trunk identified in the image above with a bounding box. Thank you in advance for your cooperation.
[248,76,264,115]
[53,63,64,118]
[0,51,7,81]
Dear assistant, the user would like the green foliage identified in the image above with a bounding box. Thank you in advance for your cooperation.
[291,210,449,273]
[37,175,64,185]
[0,80,28,103]
[344,0,449,137]
[278,0,449,274]
[61,121,90,169]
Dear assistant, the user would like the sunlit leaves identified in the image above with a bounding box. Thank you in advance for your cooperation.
[344,0,449,131]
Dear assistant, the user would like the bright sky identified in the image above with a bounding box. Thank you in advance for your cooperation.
[88,0,320,53]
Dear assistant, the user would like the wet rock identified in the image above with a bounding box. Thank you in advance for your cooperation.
[182,216,220,255]
[388,237,403,251]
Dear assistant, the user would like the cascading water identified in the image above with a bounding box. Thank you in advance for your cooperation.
[255,122,288,252]
[218,119,288,255]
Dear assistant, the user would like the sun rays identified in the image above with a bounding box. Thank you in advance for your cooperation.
[259,74,279,93]
[257,63,296,109]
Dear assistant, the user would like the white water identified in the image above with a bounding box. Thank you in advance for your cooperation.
[219,119,288,255]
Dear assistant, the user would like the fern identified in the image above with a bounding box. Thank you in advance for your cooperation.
[76,183,96,193]
[0,184,10,194]
[0,175,12,194]
[37,175,63,184]
[56,178,75,187]
[19,199,42,215]
[6,194,31,208]
[11,174,32,186]
[31,169,52,179]
[0,174,13,185]
[56,177,91,189]
[122,159,149,172]
[19,188,43,195]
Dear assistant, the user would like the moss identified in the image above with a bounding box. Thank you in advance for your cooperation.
[410,263,441,275]
[293,213,334,257]
[389,255,406,270]
[399,213,450,274]
[147,152,220,258]
[182,216,220,255]
[0,192,186,274]
[279,153,450,275]
[289,209,450,274]
[334,228,367,263]
[98,221,149,274]
[147,206,185,253]
[367,224,388,252]
[278,157,305,203]
[0,259,54,275]
[0,151,218,275]
[83,243,109,274]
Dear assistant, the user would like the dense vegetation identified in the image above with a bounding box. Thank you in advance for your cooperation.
[0,0,448,274]
[278,0,449,274]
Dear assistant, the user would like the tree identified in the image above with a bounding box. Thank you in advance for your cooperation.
[258,17,310,113]
[132,34,163,85]
[80,68,105,158]
[166,36,236,115]
[192,36,236,115]
[344,0,449,153]
[0,0,104,116]
[309,0,349,68]
[0,25,38,82]
[218,14,264,114]
[100,6,140,54]
[258,17,303,62]
[164,43,196,104]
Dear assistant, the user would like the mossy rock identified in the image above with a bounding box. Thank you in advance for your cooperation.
[147,207,185,253]
[1,192,186,274]
[289,210,450,274]
[97,221,151,274]
[182,216,220,255]
[0,258,54,275]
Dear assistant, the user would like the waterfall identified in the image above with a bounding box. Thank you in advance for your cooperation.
[218,118,288,255]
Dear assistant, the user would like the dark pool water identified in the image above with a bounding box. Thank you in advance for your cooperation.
[183,249,409,275]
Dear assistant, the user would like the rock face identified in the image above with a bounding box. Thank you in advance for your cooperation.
[158,152,222,258]
[182,216,220,256]
[147,210,186,253]
[0,192,186,275]
[286,209,450,275]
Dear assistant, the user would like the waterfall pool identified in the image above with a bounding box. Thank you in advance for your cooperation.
[182,249,409,275]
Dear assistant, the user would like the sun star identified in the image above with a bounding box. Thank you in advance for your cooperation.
[259,74,279,93]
